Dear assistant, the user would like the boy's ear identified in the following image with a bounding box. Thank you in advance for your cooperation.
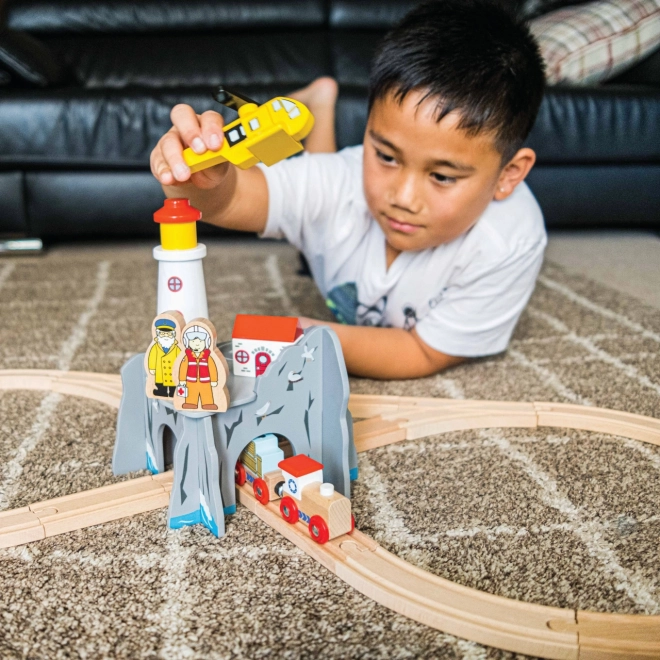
[494,148,536,201]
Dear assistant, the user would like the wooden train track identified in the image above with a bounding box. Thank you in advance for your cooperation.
[0,369,659,659]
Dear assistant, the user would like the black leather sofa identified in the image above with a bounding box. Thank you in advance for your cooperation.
[0,0,659,241]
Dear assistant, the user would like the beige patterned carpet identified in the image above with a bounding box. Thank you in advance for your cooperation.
[0,240,659,659]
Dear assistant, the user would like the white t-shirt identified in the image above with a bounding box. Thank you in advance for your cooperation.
[259,145,547,357]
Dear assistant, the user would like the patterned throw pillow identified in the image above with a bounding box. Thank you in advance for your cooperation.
[530,0,660,84]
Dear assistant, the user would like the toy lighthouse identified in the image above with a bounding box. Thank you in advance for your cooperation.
[153,198,208,322]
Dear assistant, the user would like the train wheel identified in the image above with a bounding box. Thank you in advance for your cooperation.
[280,496,298,524]
[309,515,330,544]
[253,478,269,505]
[235,462,246,486]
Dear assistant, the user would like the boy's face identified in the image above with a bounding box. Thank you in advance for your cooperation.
[363,91,504,254]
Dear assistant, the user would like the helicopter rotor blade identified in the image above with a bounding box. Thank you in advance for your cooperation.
[213,85,259,110]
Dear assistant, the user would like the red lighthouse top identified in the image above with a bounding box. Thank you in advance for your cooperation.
[153,198,202,224]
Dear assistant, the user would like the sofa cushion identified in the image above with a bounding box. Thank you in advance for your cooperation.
[328,0,525,28]
[1,85,658,168]
[329,0,421,29]
[527,86,660,163]
[519,0,593,20]
[331,31,381,87]
[4,0,326,33]
[0,88,217,168]
[530,0,660,84]
[0,28,66,86]
[43,31,328,89]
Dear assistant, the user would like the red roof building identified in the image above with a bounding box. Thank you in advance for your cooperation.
[232,314,303,342]
[231,314,304,378]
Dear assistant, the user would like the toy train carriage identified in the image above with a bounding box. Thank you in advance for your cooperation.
[235,434,288,503]
[235,447,353,544]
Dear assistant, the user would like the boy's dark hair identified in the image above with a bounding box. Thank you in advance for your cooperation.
[368,0,545,164]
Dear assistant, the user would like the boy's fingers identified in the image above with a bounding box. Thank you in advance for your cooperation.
[160,128,191,182]
[150,149,174,186]
[170,104,206,154]
[199,111,225,151]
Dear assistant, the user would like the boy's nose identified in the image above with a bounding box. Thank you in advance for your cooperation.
[390,172,422,214]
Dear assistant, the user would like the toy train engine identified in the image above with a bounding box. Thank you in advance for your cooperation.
[278,454,353,544]
[235,449,353,544]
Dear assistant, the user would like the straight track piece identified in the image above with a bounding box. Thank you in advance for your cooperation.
[0,374,56,392]
[152,471,174,494]
[355,426,408,452]
[376,400,539,421]
[535,403,660,445]
[50,381,122,408]
[354,417,409,451]
[348,394,403,418]
[403,409,538,440]
[0,507,45,548]
[29,475,170,538]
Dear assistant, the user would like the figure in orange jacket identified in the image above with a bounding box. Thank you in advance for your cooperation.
[177,325,219,410]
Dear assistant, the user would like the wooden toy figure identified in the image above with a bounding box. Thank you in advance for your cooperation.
[144,311,185,400]
[173,318,229,412]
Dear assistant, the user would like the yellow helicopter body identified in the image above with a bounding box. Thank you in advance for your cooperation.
[183,96,314,174]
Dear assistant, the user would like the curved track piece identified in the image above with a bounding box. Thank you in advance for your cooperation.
[1,370,659,659]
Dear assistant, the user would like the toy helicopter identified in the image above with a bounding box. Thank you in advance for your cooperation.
[183,86,315,173]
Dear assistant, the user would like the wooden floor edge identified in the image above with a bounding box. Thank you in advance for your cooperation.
[0,369,658,659]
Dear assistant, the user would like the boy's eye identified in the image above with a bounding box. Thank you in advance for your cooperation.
[375,149,396,164]
[431,172,457,185]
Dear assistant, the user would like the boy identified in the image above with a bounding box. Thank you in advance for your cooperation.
[150,0,547,380]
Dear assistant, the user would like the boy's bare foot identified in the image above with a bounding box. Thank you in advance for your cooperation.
[290,76,339,110]
[289,77,338,153]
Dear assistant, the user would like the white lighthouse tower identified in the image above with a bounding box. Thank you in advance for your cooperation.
[153,198,208,322]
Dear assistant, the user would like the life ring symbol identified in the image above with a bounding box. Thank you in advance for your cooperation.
[235,350,249,364]
[167,276,182,292]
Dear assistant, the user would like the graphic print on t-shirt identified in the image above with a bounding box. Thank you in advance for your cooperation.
[402,304,418,330]
[326,282,389,327]
[357,297,388,326]
[260,146,547,355]
[326,282,358,324]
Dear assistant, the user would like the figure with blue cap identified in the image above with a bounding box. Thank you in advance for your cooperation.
[146,311,184,398]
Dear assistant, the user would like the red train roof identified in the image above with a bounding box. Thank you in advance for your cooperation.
[278,454,323,477]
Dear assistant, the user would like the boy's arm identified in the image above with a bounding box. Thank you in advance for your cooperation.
[303,320,465,379]
[151,104,268,233]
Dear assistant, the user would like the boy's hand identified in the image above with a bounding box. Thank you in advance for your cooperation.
[150,104,229,190]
